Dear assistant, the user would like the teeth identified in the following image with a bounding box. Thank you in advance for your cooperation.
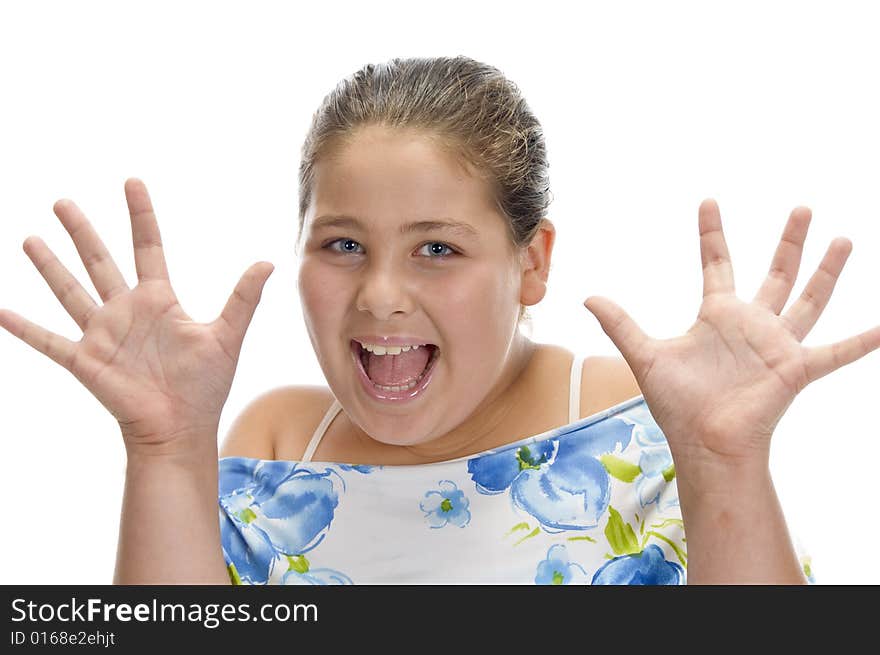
[360,343,429,355]
[373,378,421,392]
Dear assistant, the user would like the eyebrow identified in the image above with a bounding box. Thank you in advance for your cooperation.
[310,214,479,238]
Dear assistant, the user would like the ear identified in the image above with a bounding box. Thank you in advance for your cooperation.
[519,218,556,307]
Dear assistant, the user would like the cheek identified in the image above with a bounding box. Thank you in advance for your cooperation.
[438,266,516,323]
[298,262,339,313]
[432,277,516,365]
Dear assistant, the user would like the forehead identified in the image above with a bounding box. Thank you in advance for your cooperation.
[307,126,503,235]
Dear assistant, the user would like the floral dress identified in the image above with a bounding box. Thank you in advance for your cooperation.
[217,394,713,585]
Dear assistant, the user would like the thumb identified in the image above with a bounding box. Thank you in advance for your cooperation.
[583,295,653,372]
[214,262,274,356]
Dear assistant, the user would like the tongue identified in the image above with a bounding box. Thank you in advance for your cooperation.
[366,348,431,386]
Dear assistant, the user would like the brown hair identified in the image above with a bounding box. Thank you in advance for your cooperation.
[296,55,553,327]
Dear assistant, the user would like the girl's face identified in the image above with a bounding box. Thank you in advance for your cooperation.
[297,125,543,449]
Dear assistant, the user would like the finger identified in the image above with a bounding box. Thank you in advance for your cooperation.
[803,324,880,384]
[781,237,852,342]
[124,178,171,283]
[212,263,275,359]
[699,199,736,298]
[22,236,100,332]
[583,295,653,374]
[752,206,812,315]
[52,198,130,303]
[0,307,78,371]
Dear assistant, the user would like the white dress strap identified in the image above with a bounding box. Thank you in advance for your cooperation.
[301,398,342,463]
[568,353,586,424]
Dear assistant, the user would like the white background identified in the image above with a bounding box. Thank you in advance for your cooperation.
[1,1,878,584]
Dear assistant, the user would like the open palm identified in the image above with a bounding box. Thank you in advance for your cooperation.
[585,200,880,467]
[0,179,274,452]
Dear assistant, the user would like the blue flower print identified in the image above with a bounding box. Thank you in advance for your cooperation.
[592,544,685,585]
[623,402,665,447]
[420,480,471,528]
[535,544,589,585]
[616,402,679,510]
[282,569,354,585]
[280,555,353,585]
[467,417,634,531]
[337,463,377,474]
[219,505,277,585]
[219,458,343,584]
[468,441,556,494]
[635,446,679,509]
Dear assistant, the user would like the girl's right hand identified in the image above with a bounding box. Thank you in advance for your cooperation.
[0,178,274,456]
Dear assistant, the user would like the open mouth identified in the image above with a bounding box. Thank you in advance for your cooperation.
[350,340,441,391]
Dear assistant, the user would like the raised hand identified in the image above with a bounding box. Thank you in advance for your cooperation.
[584,200,880,477]
[0,179,274,455]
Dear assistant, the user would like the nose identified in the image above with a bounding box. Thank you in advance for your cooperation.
[354,259,415,320]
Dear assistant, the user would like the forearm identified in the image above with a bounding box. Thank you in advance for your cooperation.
[675,460,807,585]
[113,437,229,585]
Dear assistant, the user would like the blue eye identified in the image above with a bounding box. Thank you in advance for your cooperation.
[325,238,364,255]
[418,242,457,258]
[323,239,458,258]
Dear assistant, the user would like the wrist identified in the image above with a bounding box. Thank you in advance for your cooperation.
[124,444,219,502]
[677,466,774,516]
[123,425,219,466]
[669,444,771,502]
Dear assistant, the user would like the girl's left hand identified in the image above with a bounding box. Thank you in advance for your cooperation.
[584,200,880,479]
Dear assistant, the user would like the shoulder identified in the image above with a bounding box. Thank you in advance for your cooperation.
[219,385,333,460]
[579,355,641,419]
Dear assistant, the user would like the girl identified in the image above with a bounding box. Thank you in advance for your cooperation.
[2,56,876,584]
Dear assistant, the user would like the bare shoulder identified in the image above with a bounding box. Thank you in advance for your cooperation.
[579,355,642,419]
[219,385,332,460]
